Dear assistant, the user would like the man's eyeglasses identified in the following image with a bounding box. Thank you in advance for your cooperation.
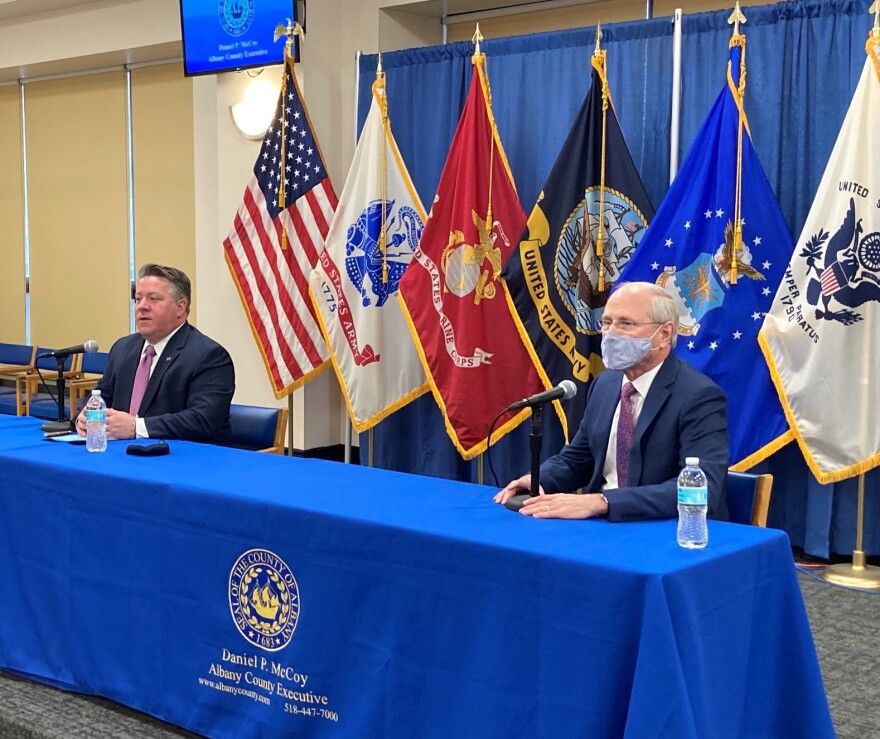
[599,319,662,332]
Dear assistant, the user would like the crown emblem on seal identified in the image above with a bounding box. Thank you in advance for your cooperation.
[229,549,300,652]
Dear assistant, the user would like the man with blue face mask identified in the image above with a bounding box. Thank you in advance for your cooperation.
[495,281,729,522]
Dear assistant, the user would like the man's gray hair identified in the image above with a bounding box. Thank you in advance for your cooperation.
[618,281,680,347]
[138,263,191,314]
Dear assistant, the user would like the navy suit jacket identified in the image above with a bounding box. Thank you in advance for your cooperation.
[540,354,729,522]
[96,323,234,445]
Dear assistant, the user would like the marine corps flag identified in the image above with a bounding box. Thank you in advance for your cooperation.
[759,28,880,483]
[503,48,654,437]
[309,70,428,432]
[398,50,552,460]
[619,32,794,469]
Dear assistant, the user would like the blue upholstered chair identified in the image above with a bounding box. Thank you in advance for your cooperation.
[0,380,28,416]
[726,471,774,527]
[0,344,36,416]
[229,404,288,454]
[0,343,35,373]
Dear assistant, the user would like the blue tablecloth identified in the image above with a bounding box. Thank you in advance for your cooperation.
[0,417,833,738]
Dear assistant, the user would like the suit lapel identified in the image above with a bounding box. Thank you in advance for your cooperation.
[118,336,146,412]
[139,324,189,414]
[628,356,678,482]
[593,372,624,474]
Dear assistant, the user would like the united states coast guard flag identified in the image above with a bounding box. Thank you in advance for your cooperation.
[759,30,880,483]
[398,50,554,460]
[620,33,794,469]
[309,69,428,432]
[504,47,654,438]
[224,49,337,397]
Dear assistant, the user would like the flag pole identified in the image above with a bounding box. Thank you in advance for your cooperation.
[821,474,880,589]
[591,25,609,293]
[286,394,294,456]
[272,20,304,251]
[276,18,301,458]
[727,2,747,285]
[821,4,880,589]
[669,9,682,183]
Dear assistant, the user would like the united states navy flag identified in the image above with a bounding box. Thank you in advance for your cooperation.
[618,34,793,469]
[504,50,654,437]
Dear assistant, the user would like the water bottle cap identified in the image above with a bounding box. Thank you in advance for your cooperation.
[91,389,101,396]
[685,456,699,466]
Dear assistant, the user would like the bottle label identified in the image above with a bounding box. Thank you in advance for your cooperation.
[85,409,106,423]
[678,485,707,505]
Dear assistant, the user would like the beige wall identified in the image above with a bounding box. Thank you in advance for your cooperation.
[131,63,197,322]
[25,72,130,350]
[0,85,25,343]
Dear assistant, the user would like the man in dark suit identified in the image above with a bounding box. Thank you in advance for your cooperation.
[495,281,729,522]
[75,263,234,445]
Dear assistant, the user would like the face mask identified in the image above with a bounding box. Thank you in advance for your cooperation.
[601,327,660,371]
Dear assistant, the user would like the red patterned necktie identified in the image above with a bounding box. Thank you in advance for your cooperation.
[616,382,637,486]
[129,345,157,416]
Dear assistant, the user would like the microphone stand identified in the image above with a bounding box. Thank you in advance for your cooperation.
[504,405,543,512]
[41,355,72,434]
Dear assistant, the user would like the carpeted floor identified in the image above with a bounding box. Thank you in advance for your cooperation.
[1,569,878,738]
[798,568,880,739]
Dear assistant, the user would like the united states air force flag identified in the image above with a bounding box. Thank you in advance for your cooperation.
[620,35,793,469]
[309,73,428,432]
[759,32,880,484]
[504,51,654,437]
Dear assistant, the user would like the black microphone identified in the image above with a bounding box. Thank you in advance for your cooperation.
[37,340,99,359]
[507,380,577,411]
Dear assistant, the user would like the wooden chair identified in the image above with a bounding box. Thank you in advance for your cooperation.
[0,343,36,374]
[726,471,774,527]
[66,351,111,418]
[229,404,288,454]
[22,350,82,419]
[0,344,36,415]
[28,351,109,421]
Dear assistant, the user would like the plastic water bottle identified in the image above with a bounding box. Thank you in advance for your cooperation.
[677,456,708,549]
[85,389,107,453]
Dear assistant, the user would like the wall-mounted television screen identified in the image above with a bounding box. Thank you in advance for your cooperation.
[179,0,297,76]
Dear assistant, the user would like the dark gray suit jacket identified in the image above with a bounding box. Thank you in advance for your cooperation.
[540,355,729,522]
[96,323,234,445]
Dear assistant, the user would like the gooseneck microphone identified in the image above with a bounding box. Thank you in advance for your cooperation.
[37,340,99,434]
[503,380,579,512]
[37,340,99,359]
[507,380,577,411]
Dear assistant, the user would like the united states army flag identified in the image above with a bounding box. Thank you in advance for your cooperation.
[309,74,428,431]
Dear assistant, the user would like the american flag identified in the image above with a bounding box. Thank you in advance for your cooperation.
[820,261,846,296]
[223,55,338,397]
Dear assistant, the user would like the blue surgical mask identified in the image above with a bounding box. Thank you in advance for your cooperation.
[601,328,659,371]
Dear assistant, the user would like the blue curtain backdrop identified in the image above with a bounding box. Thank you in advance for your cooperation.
[354,0,877,557]
[677,0,870,239]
